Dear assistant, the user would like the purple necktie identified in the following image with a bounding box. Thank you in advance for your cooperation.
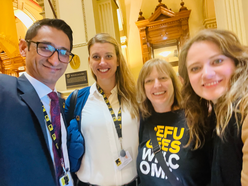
[48,92,63,184]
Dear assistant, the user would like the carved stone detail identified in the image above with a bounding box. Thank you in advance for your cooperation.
[203,18,217,29]
[36,0,45,17]
[81,0,88,43]
[73,43,88,48]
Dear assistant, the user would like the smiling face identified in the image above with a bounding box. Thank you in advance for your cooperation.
[144,67,174,112]
[186,40,236,103]
[88,42,118,85]
[19,26,70,90]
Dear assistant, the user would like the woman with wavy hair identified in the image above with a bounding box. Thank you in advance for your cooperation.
[65,33,139,186]
[178,29,248,186]
[136,58,211,186]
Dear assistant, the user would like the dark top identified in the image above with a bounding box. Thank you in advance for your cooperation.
[137,109,211,186]
[211,112,243,186]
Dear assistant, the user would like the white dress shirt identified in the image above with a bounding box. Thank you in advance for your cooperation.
[76,83,139,186]
[24,73,73,186]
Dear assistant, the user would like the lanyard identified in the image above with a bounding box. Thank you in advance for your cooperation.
[41,103,68,178]
[41,103,62,157]
[97,84,122,138]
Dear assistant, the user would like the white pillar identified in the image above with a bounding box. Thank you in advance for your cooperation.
[203,0,217,29]
[94,0,120,42]
[214,0,247,45]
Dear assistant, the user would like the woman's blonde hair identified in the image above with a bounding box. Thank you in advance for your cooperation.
[137,58,182,119]
[178,29,248,149]
[88,33,139,118]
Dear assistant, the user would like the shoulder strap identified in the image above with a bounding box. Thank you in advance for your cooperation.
[139,116,145,144]
[66,89,79,125]
[149,123,183,186]
[76,87,90,129]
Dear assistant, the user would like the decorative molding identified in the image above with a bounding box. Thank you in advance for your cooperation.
[52,0,57,15]
[73,0,88,48]
[203,17,217,29]
[0,34,19,57]
[136,2,191,63]
[37,0,88,48]
[36,0,57,18]
[36,0,45,17]
[73,42,88,48]
[148,20,183,29]
[52,0,58,17]
[81,0,88,43]
[98,1,114,35]
[97,0,119,39]
[223,0,247,44]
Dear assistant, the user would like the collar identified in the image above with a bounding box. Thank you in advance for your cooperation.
[90,82,117,97]
[24,72,56,99]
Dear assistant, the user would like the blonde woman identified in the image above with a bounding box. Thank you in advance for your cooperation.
[65,33,139,186]
[178,29,248,186]
[136,58,211,186]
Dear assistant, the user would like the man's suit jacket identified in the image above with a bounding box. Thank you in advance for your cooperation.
[0,74,65,186]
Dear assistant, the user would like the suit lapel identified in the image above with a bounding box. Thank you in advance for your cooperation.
[17,75,50,149]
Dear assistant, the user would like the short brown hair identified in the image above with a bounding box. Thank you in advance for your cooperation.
[25,18,73,51]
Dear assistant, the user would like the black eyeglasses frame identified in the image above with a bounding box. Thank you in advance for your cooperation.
[26,40,74,63]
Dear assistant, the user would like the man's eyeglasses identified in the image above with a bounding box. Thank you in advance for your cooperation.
[26,40,74,63]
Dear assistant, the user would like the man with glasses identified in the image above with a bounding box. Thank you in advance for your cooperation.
[0,18,74,186]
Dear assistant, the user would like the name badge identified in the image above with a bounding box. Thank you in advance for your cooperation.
[59,172,73,186]
[114,151,132,170]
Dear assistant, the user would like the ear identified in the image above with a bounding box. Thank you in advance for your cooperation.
[19,39,28,57]
[88,56,92,67]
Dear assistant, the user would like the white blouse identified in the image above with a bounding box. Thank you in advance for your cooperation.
[76,83,139,185]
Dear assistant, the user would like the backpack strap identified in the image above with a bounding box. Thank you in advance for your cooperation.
[74,86,90,129]
[66,89,79,125]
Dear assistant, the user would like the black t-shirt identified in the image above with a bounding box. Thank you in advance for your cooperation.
[211,112,243,186]
[137,110,211,186]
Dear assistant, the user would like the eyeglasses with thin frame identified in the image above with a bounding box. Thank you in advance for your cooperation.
[26,40,74,63]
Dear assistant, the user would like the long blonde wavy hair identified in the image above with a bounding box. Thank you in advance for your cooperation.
[178,29,248,149]
[88,33,139,119]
